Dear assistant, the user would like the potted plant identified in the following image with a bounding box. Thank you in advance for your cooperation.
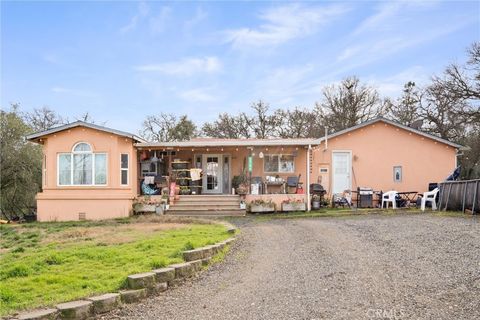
[232,173,248,195]
[133,196,156,214]
[311,194,321,210]
[281,198,306,212]
[179,186,191,195]
[249,199,276,213]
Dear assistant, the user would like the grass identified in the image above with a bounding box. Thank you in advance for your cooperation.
[0,216,231,316]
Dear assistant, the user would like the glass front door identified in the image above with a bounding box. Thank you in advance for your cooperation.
[202,155,223,193]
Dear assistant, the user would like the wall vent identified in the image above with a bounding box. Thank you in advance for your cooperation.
[78,212,86,221]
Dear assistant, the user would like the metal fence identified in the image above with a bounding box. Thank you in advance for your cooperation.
[438,179,480,214]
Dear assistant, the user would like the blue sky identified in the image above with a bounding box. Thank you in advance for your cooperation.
[1,1,479,133]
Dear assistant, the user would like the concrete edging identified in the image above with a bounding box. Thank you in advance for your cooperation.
[14,236,236,320]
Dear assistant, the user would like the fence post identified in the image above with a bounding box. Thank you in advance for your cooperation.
[473,180,479,215]
[462,181,468,213]
[444,182,453,211]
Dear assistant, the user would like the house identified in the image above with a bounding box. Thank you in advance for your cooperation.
[26,117,463,221]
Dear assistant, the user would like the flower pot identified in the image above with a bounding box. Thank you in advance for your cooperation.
[155,205,164,215]
[282,202,306,212]
[312,201,321,210]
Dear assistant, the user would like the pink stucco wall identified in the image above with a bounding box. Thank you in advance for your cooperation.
[36,126,138,221]
[311,120,457,197]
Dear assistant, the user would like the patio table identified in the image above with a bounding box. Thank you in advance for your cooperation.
[397,191,418,207]
[264,181,286,194]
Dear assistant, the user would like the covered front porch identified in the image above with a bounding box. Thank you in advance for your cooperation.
[134,138,317,214]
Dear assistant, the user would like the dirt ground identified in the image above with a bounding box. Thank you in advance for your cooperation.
[103,214,480,320]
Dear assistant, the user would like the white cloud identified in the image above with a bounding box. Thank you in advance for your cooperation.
[224,3,349,48]
[134,56,222,76]
[120,1,149,33]
[178,87,217,102]
[149,6,172,34]
[184,7,208,30]
[365,66,430,98]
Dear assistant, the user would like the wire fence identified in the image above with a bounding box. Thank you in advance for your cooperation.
[438,179,480,214]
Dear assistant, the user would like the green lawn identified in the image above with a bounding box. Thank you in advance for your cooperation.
[0,217,231,316]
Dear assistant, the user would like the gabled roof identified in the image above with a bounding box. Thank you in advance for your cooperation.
[26,121,146,143]
[136,137,318,148]
[319,117,465,149]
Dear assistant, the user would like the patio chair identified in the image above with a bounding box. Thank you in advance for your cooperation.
[421,188,439,211]
[381,191,398,209]
[333,192,351,208]
[287,175,303,194]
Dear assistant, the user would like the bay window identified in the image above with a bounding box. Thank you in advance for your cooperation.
[58,142,107,186]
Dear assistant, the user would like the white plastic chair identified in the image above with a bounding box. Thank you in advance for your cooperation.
[421,188,439,211]
[381,191,398,209]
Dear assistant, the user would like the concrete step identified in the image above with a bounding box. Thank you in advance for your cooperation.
[170,202,240,210]
[178,195,240,200]
[174,201,240,206]
[170,205,242,211]
[175,199,240,204]
[167,210,246,217]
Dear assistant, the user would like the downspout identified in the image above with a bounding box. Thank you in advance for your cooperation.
[324,126,328,151]
[307,144,311,212]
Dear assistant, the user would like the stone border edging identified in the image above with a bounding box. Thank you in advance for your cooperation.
[12,235,237,320]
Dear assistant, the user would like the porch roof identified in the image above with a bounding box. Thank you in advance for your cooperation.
[135,138,319,148]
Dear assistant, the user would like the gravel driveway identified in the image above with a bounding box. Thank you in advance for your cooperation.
[103,214,480,320]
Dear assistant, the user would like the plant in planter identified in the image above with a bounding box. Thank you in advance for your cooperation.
[281,198,306,212]
[133,196,167,215]
[179,186,191,195]
[311,194,321,210]
[248,199,276,213]
[232,173,248,195]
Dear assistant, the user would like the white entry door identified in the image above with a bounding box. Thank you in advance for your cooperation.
[202,155,223,194]
[332,152,351,194]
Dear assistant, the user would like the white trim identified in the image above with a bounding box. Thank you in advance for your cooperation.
[319,117,464,149]
[331,150,353,194]
[136,139,318,148]
[307,145,311,211]
[120,153,129,186]
[72,142,92,153]
[202,154,223,194]
[56,152,108,187]
[263,154,295,174]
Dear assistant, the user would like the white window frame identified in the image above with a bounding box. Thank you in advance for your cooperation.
[120,153,129,186]
[43,154,47,187]
[263,154,295,173]
[57,142,108,187]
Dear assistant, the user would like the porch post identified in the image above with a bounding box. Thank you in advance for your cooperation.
[306,144,311,211]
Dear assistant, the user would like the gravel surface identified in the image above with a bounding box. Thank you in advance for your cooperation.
[101,214,480,320]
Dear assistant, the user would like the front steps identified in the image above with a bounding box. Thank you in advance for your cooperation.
[167,195,246,216]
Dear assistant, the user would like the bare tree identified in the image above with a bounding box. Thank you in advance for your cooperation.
[386,81,423,127]
[202,113,252,138]
[247,100,278,139]
[140,113,196,142]
[74,112,106,126]
[23,106,65,132]
[432,42,480,102]
[315,76,383,132]
[419,83,471,141]
[273,107,319,138]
